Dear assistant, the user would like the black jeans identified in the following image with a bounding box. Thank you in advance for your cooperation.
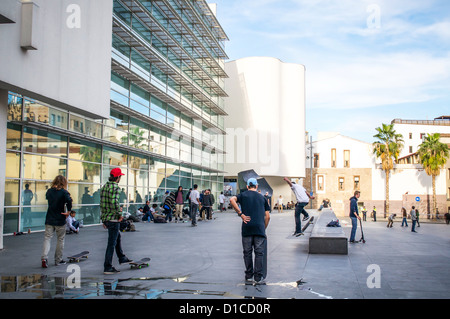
[104,221,126,271]
[294,202,309,233]
[242,235,266,281]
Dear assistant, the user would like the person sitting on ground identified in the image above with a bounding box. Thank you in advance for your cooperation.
[66,210,80,234]
[152,204,167,223]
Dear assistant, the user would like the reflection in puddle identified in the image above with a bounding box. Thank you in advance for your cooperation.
[0,275,332,299]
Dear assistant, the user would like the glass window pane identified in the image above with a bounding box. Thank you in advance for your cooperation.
[4,207,19,234]
[23,127,67,157]
[103,147,128,167]
[70,204,101,226]
[69,138,102,163]
[6,152,20,178]
[6,123,21,151]
[7,94,22,121]
[68,160,102,184]
[5,180,19,206]
[68,183,101,205]
[69,114,102,138]
[23,154,67,180]
[128,169,149,188]
[21,181,52,206]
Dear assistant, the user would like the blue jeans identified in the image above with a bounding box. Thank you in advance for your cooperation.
[402,217,408,227]
[294,203,309,233]
[350,217,358,242]
[411,220,417,232]
[242,235,266,281]
[104,221,126,271]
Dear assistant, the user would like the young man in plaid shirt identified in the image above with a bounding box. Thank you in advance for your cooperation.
[101,168,133,274]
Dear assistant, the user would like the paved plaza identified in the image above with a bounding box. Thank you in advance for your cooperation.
[0,210,449,300]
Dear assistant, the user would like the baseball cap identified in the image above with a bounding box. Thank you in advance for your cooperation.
[247,178,258,187]
[110,167,125,177]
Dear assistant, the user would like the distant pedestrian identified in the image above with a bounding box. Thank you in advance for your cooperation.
[163,191,176,222]
[41,175,72,268]
[410,206,418,232]
[349,191,361,243]
[100,168,133,274]
[416,208,420,227]
[264,192,272,213]
[362,206,367,221]
[372,206,377,222]
[283,177,315,236]
[401,207,408,227]
[230,178,270,285]
[200,189,214,220]
[174,186,185,222]
[219,192,226,212]
[277,195,283,213]
[387,213,396,228]
[189,184,200,226]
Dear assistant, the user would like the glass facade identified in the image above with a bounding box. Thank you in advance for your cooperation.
[3,0,228,234]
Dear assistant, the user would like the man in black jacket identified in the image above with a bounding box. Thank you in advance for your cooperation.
[41,175,72,268]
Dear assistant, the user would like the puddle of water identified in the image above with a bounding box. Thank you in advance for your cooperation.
[0,275,333,299]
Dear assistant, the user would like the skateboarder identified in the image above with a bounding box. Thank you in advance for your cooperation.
[283,177,315,236]
[100,168,133,274]
[41,175,73,268]
[230,178,270,285]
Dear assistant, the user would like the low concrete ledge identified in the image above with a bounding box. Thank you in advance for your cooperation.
[309,209,348,255]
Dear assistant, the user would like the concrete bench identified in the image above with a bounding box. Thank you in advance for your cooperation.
[309,209,348,255]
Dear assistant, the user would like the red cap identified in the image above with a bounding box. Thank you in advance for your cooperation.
[110,168,125,177]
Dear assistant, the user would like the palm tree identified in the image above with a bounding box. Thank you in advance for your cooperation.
[372,123,404,217]
[417,133,449,218]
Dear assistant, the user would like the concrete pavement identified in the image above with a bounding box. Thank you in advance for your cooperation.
[0,210,449,299]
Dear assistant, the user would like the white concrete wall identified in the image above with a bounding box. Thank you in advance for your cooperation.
[307,133,375,169]
[372,164,447,201]
[224,57,306,178]
[0,0,113,119]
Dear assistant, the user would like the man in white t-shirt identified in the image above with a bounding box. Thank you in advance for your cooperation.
[283,177,315,236]
[189,184,200,226]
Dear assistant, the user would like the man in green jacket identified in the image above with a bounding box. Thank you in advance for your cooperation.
[100,168,132,274]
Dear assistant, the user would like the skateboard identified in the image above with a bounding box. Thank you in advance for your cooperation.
[129,257,151,269]
[68,251,89,263]
[301,216,315,233]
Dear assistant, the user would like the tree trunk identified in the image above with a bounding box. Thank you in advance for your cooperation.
[432,174,436,218]
[385,169,390,218]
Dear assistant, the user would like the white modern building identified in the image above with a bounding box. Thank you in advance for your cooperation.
[224,57,306,202]
[0,0,113,250]
[0,0,229,249]
[306,132,447,217]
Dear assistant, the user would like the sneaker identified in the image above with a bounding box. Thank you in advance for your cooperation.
[295,232,303,237]
[119,257,133,265]
[55,260,67,266]
[104,267,120,275]
[245,278,254,285]
[302,216,310,221]
[41,259,48,268]
[254,278,266,285]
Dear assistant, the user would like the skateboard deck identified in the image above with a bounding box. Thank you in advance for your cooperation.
[301,216,315,233]
[130,257,151,269]
[68,251,89,263]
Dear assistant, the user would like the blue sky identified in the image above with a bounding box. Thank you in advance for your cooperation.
[213,0,450,143]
